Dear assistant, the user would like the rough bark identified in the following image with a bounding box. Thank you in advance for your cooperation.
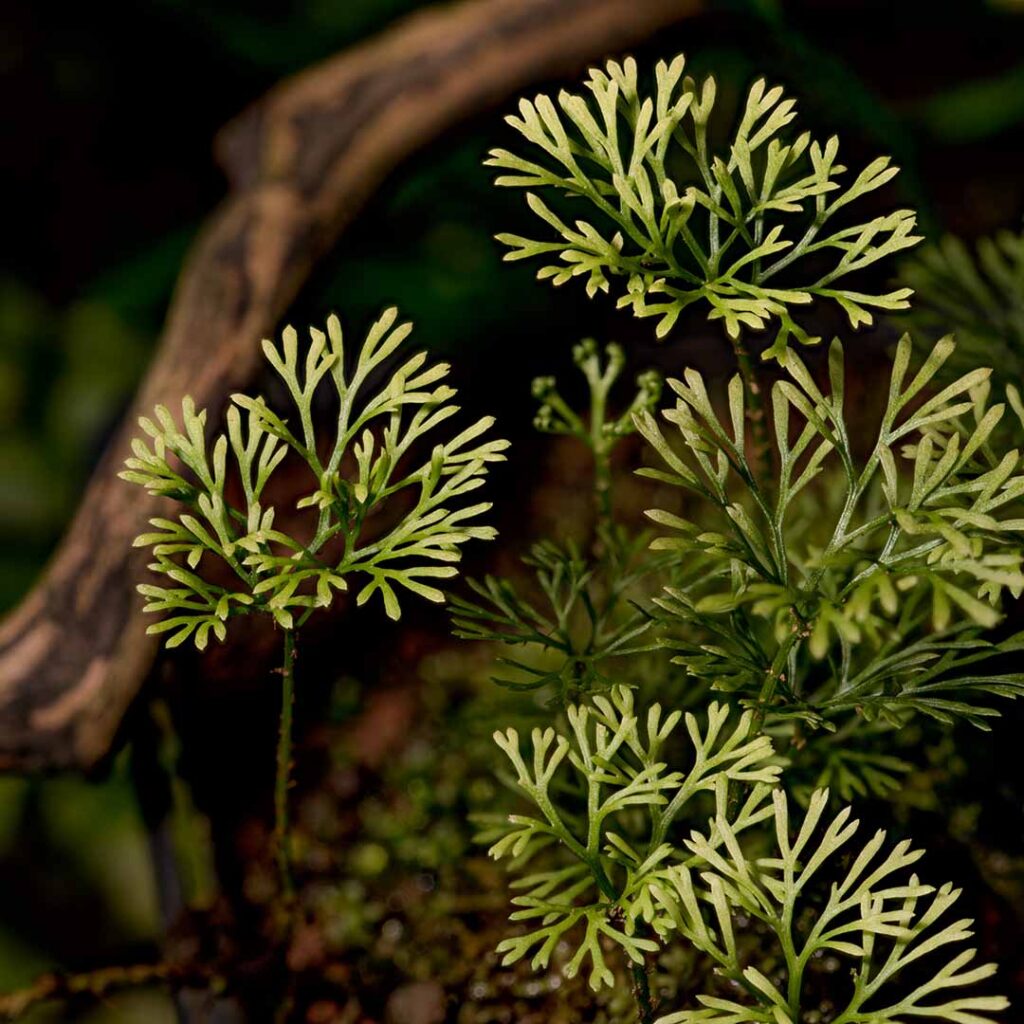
[0,0,700,772]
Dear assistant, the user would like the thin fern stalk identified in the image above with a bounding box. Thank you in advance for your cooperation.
[631,960,655,1024]
[274,628,297,902]
[728,330,771,469]
[589,370,614,530]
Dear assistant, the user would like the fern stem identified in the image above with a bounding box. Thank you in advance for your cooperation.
[588,352,615,532]
[729,331,771,468]
[592,439,614,530]
[274,628,297,901]
[631,960,655,1024]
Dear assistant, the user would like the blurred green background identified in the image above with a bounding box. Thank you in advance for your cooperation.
[2,0,1024,1019]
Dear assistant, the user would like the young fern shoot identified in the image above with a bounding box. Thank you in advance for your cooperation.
[533,338,663,525]
[122,308,507,898]
[451,339,669,702]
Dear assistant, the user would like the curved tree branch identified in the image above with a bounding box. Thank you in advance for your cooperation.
[0,0,700,772]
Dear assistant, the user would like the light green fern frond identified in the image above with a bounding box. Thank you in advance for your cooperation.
[636,334,1024,728]
[653,788,1008,1024]
[489,54,921,359]
[484,686,780,990]
[121,309,508,645]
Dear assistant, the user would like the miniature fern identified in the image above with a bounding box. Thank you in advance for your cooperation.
[653,788,1008,1023]
[533,338,663,517]
[450,531,667,697]
[123,308,507,898]
[451,339,668,700]
[484,686,780,997]
[637,334,1024,730]
[489,54,920,360]
[122,308,508,640]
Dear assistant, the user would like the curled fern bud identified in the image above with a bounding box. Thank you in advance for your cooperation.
[636,370,663,404]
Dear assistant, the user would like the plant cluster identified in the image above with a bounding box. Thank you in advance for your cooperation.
[116,50,1021,1024]
[465,54,1020,1024]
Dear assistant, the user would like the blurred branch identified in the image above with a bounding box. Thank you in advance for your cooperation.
[0,0,702,771]
[0,962,216,1021]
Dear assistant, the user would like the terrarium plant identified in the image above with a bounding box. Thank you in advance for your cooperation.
[121,308,508,897]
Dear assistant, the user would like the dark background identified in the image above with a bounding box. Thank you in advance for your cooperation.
[2,1,1024,1020]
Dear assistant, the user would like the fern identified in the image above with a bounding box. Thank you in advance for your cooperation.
[450,531,667,697]
[533,338,663,517]
[637,334,1024,729]
[122,308,508,644]
[474,50,1018,1024]
[122,308,507,898]
[489,54,920,359]
[484,686,780,991]
[653,788,1008,1023]
[450,339,668,700]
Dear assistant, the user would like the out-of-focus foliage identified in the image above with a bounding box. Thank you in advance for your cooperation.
[900,228,1024,387]
[0,280,151,607]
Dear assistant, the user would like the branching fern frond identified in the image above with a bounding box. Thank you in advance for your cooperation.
[484,686,781,991]
[450,529,670,698]
[653,788,1008,1023]
[636,334,1024,728]
[121,309,508,645]
[824,621,1024,730]
[489,54,921,359]
[450,338,668,700]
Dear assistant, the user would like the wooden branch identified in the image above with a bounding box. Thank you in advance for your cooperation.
[0,0,700,772]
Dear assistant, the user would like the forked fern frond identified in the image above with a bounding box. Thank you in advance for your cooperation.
[636,333,1024,728]
[489,54,921,359]
[653,788,1008,1023]
[122,309,508,645]
[484,686,780,990]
